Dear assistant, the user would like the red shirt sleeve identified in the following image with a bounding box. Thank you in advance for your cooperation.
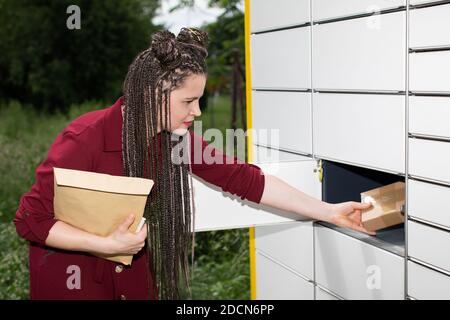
[189,131,266,203]
[14,130,92,246]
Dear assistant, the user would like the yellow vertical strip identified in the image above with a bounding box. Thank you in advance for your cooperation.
[244,0,256,300]
[249,226,256,300]
[244,0,253,159]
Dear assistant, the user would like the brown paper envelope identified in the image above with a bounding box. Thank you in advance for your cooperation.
[53,167,154,265]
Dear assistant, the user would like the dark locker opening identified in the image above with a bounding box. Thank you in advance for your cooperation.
[319,160,406,256]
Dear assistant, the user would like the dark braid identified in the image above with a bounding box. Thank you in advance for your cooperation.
[122,27,208,300]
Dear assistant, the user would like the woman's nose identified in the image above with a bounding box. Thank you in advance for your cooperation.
[192,101,201,117]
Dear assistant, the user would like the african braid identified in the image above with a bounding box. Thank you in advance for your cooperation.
[122,28,208,300]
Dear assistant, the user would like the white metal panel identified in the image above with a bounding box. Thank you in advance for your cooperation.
[315,225,405,300]
[315,286,340,300]
[251,28,311,89]
[410,0,446,6]
[193,161,321,231]
[408,179,450,229]
[408,221,450,273]
[255,251,314,300]
[409,96,450,139]
[409,138,450,184]
[313,93,405,173]
[410,51,450,93]
[313,12,405,91]
[252,91,312,154]
[312,0,405,21]
[250,0,310,32]
[410,4,450,48]
[255,221,314,279]
[252,145,314,163]
[407,261,450,300]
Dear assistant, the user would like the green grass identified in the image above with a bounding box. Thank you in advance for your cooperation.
[0,99,105,299]
[0,95,250,300]
[0,223,29,299]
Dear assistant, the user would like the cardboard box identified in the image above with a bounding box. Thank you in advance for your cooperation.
[360,181,405,232]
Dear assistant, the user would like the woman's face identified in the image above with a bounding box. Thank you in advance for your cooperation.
[160,73,206,136]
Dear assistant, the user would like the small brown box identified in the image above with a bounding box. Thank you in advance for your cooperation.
[360,182,405,232]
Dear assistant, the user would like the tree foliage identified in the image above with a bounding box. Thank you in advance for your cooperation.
[0,0,160,112]
[169,0,244,94]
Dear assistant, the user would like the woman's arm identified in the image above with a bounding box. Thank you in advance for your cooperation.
[46,214,148,256]
[14,124,148,255]
[260,174,375,235]
[187,133,373,234]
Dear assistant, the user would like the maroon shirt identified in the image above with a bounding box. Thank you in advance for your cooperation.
[13,96,265,300]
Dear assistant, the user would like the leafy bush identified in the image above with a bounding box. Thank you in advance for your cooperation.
[0,0,160,111]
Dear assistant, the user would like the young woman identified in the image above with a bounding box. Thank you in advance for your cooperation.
[14,28,373,300]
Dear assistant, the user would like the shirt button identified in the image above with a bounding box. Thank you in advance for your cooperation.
[115,265,124,273]
[120,294,126,300]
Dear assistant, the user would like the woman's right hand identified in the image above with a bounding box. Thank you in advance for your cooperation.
[103,214,148,255]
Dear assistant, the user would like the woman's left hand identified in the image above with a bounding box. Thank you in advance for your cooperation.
[327,201,376,235]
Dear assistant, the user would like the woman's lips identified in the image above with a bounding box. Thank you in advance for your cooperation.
[183,121,193,127]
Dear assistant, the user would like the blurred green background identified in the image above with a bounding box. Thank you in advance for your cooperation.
[0,0,250,299]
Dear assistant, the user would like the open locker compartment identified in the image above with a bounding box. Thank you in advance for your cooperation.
[193,145,322,232]
[318,160,406,257]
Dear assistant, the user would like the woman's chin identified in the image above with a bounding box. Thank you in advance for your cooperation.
[171,127,189,136]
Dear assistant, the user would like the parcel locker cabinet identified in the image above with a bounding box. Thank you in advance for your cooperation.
[407,261,450,300]
[409,138,450,185]
[320,160,405,257]
[409,3,450,93]
[408,221,450,273]
[250,0,310,33]
[313,92,405,174]
[313,11,405,91]
[312,0,406,22]
[315,286,341,300]
[252,144,314,163]
[314,224,405,300]
[255,221,314,281]
[321,160,404,204]
[409,96,450,139]
[408,179,450,229]
[252,147,320,300]
[318,161,406,300]
[255,251,314,300]
[409,51,450,93]
[407,2,450,301]
[409,0,450,7]
[193,144,321,231]
[409,3,450,49]
[193,153,321,231]
[251,27,311,89]
[252,91,312,155]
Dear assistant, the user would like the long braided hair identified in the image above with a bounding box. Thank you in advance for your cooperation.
[121,27,208,300]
